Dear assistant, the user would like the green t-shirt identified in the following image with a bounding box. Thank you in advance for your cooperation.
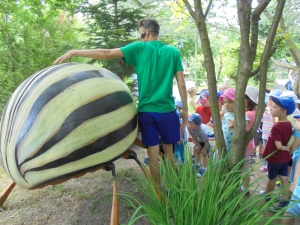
[120,41,184,113]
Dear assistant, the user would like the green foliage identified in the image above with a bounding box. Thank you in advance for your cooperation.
[220,40,240,80]
[161,35,196,64]
[260,0,300,63]
[160,1,203,81]
[80,0,150,80]
[121,146,292,224]
[0,0,85,113]
[187,54,205,85]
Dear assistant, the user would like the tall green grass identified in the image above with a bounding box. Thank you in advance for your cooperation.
[121,146,297,225]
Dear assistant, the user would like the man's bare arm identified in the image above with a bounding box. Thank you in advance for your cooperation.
[175,71,187,127]
[53,48,124,64]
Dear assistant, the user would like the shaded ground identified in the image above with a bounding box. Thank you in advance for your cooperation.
[0,145,151,225]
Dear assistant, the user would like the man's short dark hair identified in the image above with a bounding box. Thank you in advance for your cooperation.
[138,19,160,35]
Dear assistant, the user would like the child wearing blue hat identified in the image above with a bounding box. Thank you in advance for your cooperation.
[187,113,209,177]
[262,95,296,212]
[260,90,281,173]
[262,89,282,148]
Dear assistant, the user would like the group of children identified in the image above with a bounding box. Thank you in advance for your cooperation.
[142,82,300,222]
[179,84,300,222]
[172,85,226,178]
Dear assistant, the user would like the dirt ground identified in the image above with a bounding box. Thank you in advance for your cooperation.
[0,144,299,225]
[0,145,151,225]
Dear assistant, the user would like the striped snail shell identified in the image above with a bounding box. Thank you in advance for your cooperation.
[0,63,138,189]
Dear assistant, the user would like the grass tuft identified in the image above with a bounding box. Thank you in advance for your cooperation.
[120,146,300,224]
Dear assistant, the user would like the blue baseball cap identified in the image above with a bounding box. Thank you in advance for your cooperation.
[175,99,183,109]
[188,113,202,126]
[270,95,296,115]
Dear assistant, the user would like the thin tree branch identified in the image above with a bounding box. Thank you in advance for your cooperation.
[262,0,285,59]
[252,0,271,16]
[216,53,223,81]
[171,3,195,21]
[250,0,271,65]
[259,37,294,70]
[206,21,240,34]
[182,0,195,19]
[270,57,296,69]
[250,66,260,77]
[204,0,213,19]
[237,0,252,56]
[279,17,300,65]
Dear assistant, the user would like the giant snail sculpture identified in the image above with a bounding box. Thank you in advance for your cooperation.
[0,63,149,225]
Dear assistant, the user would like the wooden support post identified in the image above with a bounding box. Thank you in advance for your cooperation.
[110,178,118,225]
[0,181,16,206]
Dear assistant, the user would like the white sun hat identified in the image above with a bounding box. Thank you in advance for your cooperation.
[281,91,300,104]
[245,86,259,104]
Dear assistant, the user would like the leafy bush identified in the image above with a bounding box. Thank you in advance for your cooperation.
[121,146,296,225]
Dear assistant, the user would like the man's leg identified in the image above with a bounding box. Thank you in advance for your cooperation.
[148,145,161,190]
[161,143,175,169]
[156,110,179,169]
[138,112,162,195]
[144,148,150,166]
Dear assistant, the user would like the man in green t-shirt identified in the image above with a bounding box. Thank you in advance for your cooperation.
[54,18,188,192]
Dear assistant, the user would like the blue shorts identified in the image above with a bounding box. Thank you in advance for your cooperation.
[138,111,180,146]
[199,142,210,154]
[267,162,289,180]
